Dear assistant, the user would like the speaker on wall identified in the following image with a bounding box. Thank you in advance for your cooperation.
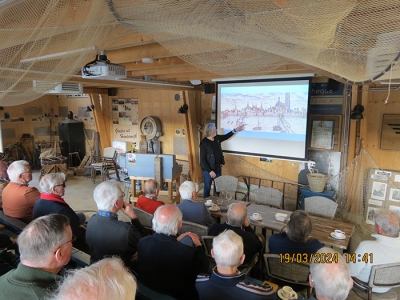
[327,79,340,91]
[204,83,215,94]
[108,88,117,96]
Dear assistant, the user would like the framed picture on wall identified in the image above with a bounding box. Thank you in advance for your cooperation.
[308,114,342,151]
[310,120,334,149]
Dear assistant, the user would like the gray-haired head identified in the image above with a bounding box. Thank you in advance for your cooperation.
[18,214,70,265]
[227,202,247,227]
[93,180,123,212]
[286,210,312,242]
[7,160,30,182]
[144,179,159,195]
[152,204,182,235]
[310,247,352,300]
[204,123,216,138]
[39,172,66,194]
[213,230,244,268]
[375,209,400,237]
[179,180,196,200]
[49,257,137,300]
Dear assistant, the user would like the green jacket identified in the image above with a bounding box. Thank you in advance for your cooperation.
[0,263,61,300]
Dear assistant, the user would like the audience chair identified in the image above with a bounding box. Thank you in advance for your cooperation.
[90,147,120,183]
[137,281,177,300]
[352,262,400,300]
[201,235,217,273]
[132,207,153,231]
[178,221,208,237]
[304,196,338,219]
[214,175,247,201]
[254,186,283,209]
[264,253,312,297]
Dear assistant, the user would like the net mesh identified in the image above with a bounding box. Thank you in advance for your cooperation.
[2,0,400,105]
[335,144,400,235]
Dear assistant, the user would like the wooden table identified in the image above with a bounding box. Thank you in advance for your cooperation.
[197,197,250,221]
[247,204,355,250]
[206,202,355,250]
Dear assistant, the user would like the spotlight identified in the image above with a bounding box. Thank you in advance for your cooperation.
[177,104,188,114]
[350,104,364,120]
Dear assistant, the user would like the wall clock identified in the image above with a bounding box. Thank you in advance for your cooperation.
[139,116,162,140]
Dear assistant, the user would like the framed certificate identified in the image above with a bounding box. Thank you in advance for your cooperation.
[308,114,342,151]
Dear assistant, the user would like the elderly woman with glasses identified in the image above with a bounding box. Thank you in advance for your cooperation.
[33,172,88,252]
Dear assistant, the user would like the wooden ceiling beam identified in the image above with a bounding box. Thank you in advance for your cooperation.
[105,43,175,63]
[123,56,187,71]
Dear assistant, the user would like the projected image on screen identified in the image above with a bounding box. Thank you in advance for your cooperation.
[216,78,311,160]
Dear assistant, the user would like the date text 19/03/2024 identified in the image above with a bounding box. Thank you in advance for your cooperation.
[279,253,373,264]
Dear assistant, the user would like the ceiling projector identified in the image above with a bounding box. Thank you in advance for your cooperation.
[82,51,127,79]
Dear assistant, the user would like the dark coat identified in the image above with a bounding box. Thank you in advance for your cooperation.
[137,233,209,300]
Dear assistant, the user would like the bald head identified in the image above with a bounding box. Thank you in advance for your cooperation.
[227,203,247,227]
[0,161,8,180]
[144,179,159,196]
[152,204,182,235]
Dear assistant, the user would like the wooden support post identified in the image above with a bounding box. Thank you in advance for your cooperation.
[90,94,111,152]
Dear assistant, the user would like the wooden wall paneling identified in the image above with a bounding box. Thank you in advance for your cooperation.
[362,88,400,169]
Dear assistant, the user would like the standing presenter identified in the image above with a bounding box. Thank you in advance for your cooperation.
[200,123,244,198]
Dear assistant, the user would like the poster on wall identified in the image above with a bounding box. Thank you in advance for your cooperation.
[310,120,334,149]
[112,99,138,145]
[112,99,138,125]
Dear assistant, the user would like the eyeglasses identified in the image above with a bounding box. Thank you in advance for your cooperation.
[55,182,66,188]
[54,234,76,254]
[119,192,125,198]
[23,170,32,174]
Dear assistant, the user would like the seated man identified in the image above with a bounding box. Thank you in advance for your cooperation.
[196,230,276,300]
[0,160,9,210]
[208,202,262,264]
[86,180,147,270]
[268,210,323,255]
[177,180,214,226]
[137,204,208,300]
[33,173,88,252]
[310,247,353,300]
[136,179,164,214]
[349,209,400,293]
[49,257,137,300]
[0,214,72,299]
[2,160,40,222]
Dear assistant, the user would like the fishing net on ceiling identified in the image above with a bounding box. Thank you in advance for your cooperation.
[2,0,400,106]
[335,144,400,235]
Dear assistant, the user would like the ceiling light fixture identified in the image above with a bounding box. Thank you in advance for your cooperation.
[142,57,154,63]
[190,80,202,85]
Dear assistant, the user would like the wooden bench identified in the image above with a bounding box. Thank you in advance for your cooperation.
[0,210,89,267]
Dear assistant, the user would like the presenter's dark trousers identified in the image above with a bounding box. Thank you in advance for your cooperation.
[202,165,221,198]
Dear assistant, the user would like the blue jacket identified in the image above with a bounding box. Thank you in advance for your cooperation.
[177,199,214,227]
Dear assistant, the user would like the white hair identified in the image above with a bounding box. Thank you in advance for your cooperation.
[179,180,196,200]
[310,247,352,300]
[49,257,137,300]
[93,180,122,212]
[18,214,69,266]
[7,160,29,182]
[375,209,400,237]
[39,172,66,194]
[213,230,243,268]
[152,204,182,235]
